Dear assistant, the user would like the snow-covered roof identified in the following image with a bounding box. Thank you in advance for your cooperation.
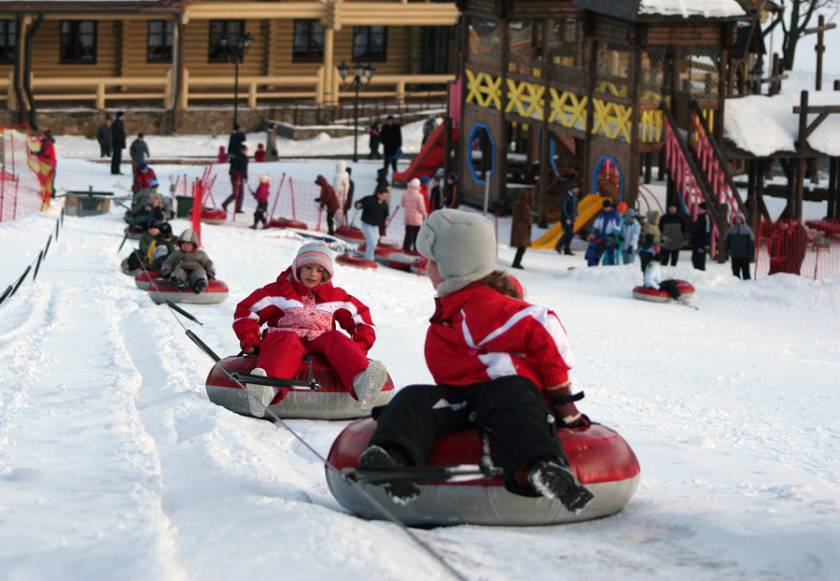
[724,91,840,157]
[573,0,746,21]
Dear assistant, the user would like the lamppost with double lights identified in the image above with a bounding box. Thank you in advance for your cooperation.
[338,62,374,162]
[219,32,253,127]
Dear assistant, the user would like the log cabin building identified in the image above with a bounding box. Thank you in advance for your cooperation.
[0,0,458,130]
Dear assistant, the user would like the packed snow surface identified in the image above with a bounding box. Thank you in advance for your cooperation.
[1,156,839,581]
[725,91,840,157]
[638,0,745,18]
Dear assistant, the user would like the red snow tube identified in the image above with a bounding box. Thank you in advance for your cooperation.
[147,279,229,305]
[336,254,378,269]
[205,355,395,420]
[359,242,401,259]
[266,217,308,230]
[134,270,162,290]
[327,419,640,526]
[335,225,366,242]
[632,280,695,303]
[411,256,428,275]
[201,207,227,225]
[383,252,421,272]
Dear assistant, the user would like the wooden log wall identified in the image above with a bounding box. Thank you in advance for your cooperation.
[29,20,119,79]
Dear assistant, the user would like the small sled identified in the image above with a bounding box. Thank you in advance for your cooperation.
[134,270,162,290]
[201,207,227,225]
[147,279,229,305]
[334,225,366,243]
[632,280,695,304]
[266,217,308,230]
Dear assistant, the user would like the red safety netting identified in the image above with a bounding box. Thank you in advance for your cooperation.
[754,219,840,281]
[1,126,45,222]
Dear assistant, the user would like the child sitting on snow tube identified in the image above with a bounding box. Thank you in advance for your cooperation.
[358,209,593,511]
[160,228,215,294]
[233,242,388,417]
[643,254,686,302]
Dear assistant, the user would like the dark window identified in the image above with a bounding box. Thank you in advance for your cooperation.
[208,20,245,62]
[352,26,387,62]
[0,20,17,63]
[60,20,97,64]
[293,20,324,62]
[147,20,174,63]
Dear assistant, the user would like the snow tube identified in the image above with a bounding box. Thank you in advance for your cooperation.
[266,217,308,230]
[359,242,401,259]
[336,254,378,269]
[410,256,428,276]
[327,419,640,526]
[632,280,695,303]
[382,252,421,272]
[335,225,366,243]
[201,207,227,225]
[205,355,395,420]
[147,279,229,305]
[134,270,162,290]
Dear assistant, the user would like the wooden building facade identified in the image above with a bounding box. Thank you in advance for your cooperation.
[0,0,458,122]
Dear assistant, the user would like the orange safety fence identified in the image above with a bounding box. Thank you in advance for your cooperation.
[753,219,840,281]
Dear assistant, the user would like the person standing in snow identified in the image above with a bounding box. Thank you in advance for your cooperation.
[254,143,266,163]
[96,116,112,158]
[354,187,390,261]
[223,144,248,214]
[217,146,228,164]
[368,122,381,160]
[555,181,580,256]
[402,178,427,253]
[725,213,755,280]
[357,209,594,509]
[380,116,402,177]
[429,175,443,213]
[160,228,215,294]
[129,133,150,171]
[510,189,532,270]
[110,111,126,175]
[586,199,622,267]
[691,202,713,271]
[265,122,279,161]
[314,175,340,235]
[621,209,641,265]
[333,161,350,226]
[233,242,388,416]
[251,174,271,229]
[659,205,684,267]
[227,124,246,164]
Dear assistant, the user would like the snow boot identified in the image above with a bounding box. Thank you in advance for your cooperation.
[358,445,420,505]
[245,367,276,418]
[352,360,388,407]
[528,459,594,512]
[193,279,208,294]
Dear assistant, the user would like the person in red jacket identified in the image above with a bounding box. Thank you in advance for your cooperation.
[233,242,387,417]
[768,219,809,275]
[250,174,271,229]
[359,209,593,510]
[254,143,267,163]
[132,162,157,194]
[36,129,57,202]
[315,174,340,235]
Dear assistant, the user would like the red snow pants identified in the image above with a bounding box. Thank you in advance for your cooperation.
[256,330,368,392]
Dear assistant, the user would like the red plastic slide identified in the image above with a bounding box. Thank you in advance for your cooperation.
[392,124,459,184]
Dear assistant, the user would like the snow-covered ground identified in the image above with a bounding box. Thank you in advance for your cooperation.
[1,153,839,581]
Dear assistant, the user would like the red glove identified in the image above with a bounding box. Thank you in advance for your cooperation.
[545,384,590,428]
[240,336,260,355]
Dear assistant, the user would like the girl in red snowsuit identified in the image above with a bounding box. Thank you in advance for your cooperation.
[250,174,271,229]
[360,209,593,510]
[233,242,387,416]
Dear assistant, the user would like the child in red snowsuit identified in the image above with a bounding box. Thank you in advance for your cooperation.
[360,209,593,510]
[233,242,387,416]
[251,174,271,229]
[254,143,267,162]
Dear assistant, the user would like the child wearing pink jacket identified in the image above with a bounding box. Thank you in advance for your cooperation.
[401,178,427,253]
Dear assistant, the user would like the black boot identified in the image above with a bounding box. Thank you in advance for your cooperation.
[193,279,208,294]
[528,459,593,512]
[359,445,420,504]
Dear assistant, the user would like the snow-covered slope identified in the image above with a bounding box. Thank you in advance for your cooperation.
[0,160,838,580]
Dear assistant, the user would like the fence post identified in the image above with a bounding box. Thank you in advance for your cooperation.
[32,249,44,281]
[249,82,258,109]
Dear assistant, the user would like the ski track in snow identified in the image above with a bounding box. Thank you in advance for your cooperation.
[1,160,839,580]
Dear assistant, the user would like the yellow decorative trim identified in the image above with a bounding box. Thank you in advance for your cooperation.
[548,88,587,130]
[505,78,544,120]
[592,99,632,142]
[465,69,502,110]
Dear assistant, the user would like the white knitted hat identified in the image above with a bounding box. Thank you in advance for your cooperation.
[293,242,334,281]
[416,209,496,296]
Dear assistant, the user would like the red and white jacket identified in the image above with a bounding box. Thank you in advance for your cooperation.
[233,267,376,349]
[424,283,573,390]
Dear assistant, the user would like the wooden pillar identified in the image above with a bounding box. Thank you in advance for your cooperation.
[755,159,766,233]
[627,42,642,208]
[795,158,806,219]
[14,16,31,117]
[324,27,335,104]
[538,18,551,228]
[171,15,186,131]
[497,18,511,210]
[582,33,597,195]
[828,157,838,219]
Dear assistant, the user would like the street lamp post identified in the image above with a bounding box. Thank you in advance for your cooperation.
[220,32,253,127]
[338,62,375,163]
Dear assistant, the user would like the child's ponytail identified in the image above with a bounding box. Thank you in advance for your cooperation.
[478,270,524,299]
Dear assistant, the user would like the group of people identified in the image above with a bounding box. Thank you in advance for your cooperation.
[234,209,594,510]
[219,124,278,216]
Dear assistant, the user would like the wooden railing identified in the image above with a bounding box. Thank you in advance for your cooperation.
[0,73,15,110]
[30,70,173,110]
[181,68,325,108]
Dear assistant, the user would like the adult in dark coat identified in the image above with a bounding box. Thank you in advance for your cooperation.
[129,133,150,169]
[223,144,248,213]
[555,181,580,255]
[380,116,402,177]
[691,203,713,271]
[96,117,112,158]
[659,204,685,266]
[111,111,126,175]
[725,213,755,280]
[511,190,533,269]
[227,124,246,163]
[768,219,808,275]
